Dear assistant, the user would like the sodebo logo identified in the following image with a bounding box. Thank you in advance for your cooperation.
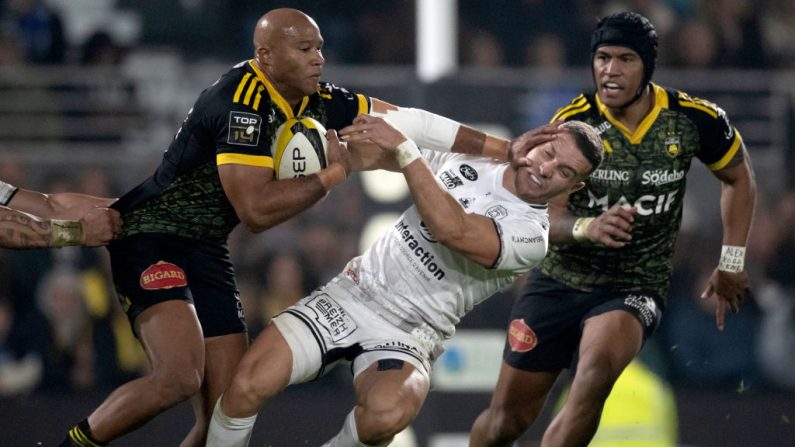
[641,169,685,186]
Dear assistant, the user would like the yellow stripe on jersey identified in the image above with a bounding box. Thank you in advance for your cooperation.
[551,95,588,122]
[556,103,592,122]
[217,153,274,168]
[602,139,613,153]
[233,73,252,104]
[248,60,309,119]
[707,130,743,171]
[356,93,370,114]
[677,93,719,118]
[252,84,265,111]
[243,77,260,106]
[596,84,669,145]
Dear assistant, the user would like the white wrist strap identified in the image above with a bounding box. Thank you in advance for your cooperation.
[718,245,746,273]
[395,140,421,169]
[0,180,18,206]
[572,217,594,242]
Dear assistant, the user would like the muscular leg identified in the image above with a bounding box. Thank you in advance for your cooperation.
[541,310,643,447]
[205,324,294,447]
[221,324,293,417]
[327,359,429,446]
[181,332,248,447]
[86,300,206,442]
[469,362,558,447]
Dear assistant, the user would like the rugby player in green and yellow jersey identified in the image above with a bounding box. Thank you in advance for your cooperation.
[58,7,520,447]
[471,11,756,447]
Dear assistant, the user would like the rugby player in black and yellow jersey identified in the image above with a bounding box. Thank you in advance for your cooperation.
[59,8,519,447]
[471,12,757,447]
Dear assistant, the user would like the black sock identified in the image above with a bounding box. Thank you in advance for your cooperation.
[59,419,108,447]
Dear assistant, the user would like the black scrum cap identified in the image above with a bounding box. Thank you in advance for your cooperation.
[591,11,658,89]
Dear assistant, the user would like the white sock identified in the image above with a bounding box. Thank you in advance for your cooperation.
[205,396,258,447]
[320,409,391,447]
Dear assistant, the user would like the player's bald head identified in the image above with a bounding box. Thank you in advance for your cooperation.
[253,8,319,50]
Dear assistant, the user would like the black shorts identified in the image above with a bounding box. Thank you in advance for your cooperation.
[504,270,664,372]
[108,233,246,338]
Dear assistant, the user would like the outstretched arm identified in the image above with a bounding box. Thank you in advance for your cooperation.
[0,205,121,248]
[2,184,121,248]
[369,98,512,160]
[10,189,116,220]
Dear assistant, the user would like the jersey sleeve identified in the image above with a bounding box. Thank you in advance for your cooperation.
[320,82,371,130]
[208,71,275,169]
[491,213,549,272]
[550,93,594,123]
[676,92,744,171]
[422,149,461,172]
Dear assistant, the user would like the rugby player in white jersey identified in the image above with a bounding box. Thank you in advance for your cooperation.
[205,116,603,447]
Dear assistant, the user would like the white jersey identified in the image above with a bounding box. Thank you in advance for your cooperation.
[340,151,549,341]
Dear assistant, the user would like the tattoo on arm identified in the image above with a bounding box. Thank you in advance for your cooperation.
[0,209,51,248]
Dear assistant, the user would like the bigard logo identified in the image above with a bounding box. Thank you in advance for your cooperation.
[140,261,187,290]
[508,319,537,352]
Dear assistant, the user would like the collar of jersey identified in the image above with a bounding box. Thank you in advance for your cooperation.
[248,60,309,119]
[595,83,669,145]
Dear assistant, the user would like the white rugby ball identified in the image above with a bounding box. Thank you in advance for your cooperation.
[272,117,328,179]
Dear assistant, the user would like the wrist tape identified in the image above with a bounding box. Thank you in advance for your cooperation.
[572,217,595,242]
[395,140,421,169]
[50,219,83,247]
[718,245,745,273]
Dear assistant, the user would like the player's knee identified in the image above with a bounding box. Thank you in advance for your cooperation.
[573,358,619,402]
[151,365,204,404]
[357,403,415,444]
[488,406,538,442]
[228,357,281,406]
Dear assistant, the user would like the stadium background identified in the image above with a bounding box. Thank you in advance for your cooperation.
[0,0,793,445]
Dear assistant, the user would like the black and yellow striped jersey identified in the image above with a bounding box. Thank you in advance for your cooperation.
[541,83,744,298]
[113,60,370,243]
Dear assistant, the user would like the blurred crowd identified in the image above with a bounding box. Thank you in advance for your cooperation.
[1,0,795,68]
[0,0,792,401]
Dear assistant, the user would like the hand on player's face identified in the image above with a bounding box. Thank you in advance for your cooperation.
[510,120,564,169]
[326,129,352,176]
[339,115,409,152]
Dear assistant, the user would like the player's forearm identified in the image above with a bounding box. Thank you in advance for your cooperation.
[402,157,468,242]
[719,167,756,247]
[0,207,83,249]
[370,99,508,159]
[453,126,511,161]
[6,188,56,218]
[47,193,116,219]
[239,169,338,233]
[546,197,581,243]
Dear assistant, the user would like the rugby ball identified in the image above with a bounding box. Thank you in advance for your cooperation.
[272,117,328,179]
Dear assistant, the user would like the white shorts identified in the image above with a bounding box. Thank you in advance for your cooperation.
[271,281,436,385]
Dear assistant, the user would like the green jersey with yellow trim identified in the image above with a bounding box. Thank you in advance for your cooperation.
[113,60,369,243]
[541,84,744,297]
